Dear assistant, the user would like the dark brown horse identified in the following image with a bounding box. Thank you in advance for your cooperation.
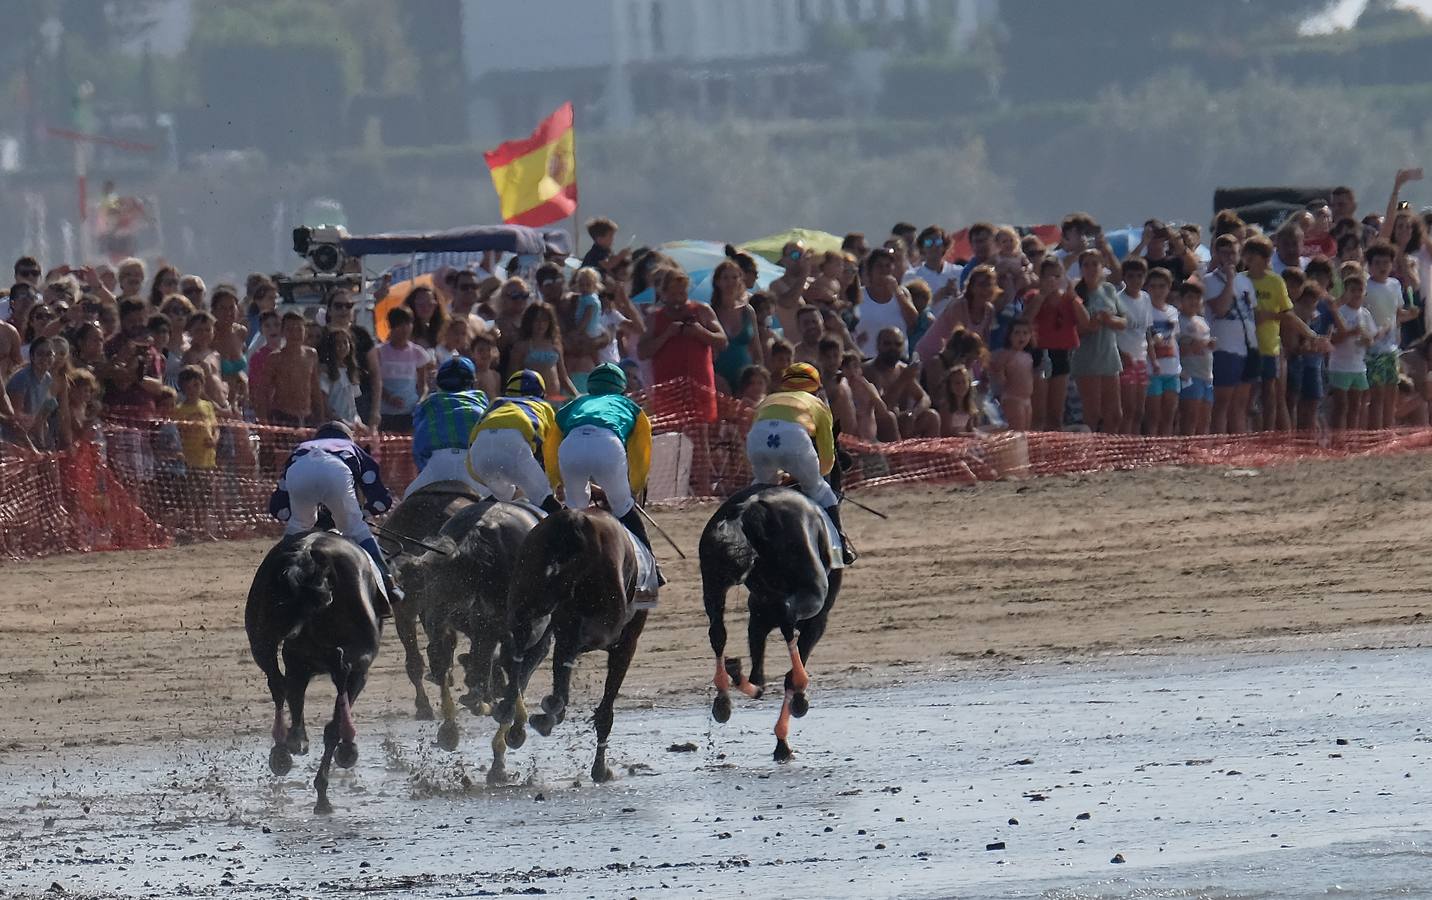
[490,508,649,785]
[698,446,850,761]
[391,499,540,752]
[246,530,383,814]
[382,482,483,720]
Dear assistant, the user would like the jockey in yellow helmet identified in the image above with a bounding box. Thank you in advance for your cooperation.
[465,369,563,514]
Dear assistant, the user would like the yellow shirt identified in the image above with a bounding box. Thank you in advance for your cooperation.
[467,397,560,485]
[754,390,835,475]
[174,398,218,470]
[1252,272,1292,357]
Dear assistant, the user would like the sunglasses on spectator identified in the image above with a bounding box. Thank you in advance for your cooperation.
[921,237,944,248]
[787,250,804,261]
[505,290,531,301]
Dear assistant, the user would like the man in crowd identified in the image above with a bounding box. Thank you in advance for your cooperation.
[865,326,940,439]
[255,311,322,427]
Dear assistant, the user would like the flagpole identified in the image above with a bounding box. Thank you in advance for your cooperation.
[569,105,580,261]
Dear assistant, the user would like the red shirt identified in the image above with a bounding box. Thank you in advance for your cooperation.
[1030,289,1081,351]
[649,302,717,424]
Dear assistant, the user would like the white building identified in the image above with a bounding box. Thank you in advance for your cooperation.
[461,0,998,138]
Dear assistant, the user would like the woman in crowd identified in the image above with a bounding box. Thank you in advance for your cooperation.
[317,327,364,429]
[323,289,382,430]
[1068,247,1127,432]
[405,284,449,352]
[508,300,577,399]
[5,337,64,449]
[710,260,765,395]
[147,265,181,309]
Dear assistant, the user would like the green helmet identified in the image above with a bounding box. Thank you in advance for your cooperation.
[586,362,627,395]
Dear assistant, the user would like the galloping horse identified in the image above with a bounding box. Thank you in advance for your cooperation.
[699,444,852,761]
[491,507,651,785]
[391,498,540,752]
[246,530,384,814]
[382,481,483,720]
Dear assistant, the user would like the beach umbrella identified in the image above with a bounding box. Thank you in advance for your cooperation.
[741,228,844,263]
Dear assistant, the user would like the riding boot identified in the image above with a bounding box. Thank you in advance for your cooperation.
[617,508,666,587]
[823,504,857,565]
[539,494,564,516]
[357,536,401,617]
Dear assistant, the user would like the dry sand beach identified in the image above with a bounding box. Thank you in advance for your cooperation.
[3,457,1432,897]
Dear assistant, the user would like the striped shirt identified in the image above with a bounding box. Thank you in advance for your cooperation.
[411,389,489,470]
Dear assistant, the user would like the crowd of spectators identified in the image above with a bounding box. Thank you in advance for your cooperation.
[4,172,1432,496]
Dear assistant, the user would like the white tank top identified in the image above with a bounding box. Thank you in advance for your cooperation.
[854,288,908,359]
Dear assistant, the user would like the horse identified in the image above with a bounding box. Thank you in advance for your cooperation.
[245,530,384,814]
[381,481,483,720]
[491,507,650,786]
[698,442,852,762]
[390,498,541,753]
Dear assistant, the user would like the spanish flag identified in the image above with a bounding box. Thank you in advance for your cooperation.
[483,102,578,228]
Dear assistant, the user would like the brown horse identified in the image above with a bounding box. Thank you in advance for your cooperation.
[246,530,383,814]
[381,482,483,720]
[490,508,649,785]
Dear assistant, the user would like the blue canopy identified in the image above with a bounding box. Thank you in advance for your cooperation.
[340,225,569,259]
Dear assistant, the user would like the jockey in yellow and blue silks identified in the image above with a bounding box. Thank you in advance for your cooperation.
[749,362,856,564]
[466,369,563,514]
[552,362,655,553]
[406,356,489,498]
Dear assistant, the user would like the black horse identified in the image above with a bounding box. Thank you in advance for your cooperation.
[699,444,852,761]
[382,482,484,721]
[491,508,649,785]
[246,530,384,814]
[392,498,541,752]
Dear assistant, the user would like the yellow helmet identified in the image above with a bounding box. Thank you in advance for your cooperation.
[779,362,822,394]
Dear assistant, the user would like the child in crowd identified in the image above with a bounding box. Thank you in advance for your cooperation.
[1145,268,1181,436]
[736,364,770,405]
[438,317,471,363]
[376,306,430,432]
[182,311,229,410]
[467,332,502,399]
[1363,241,1410,429]
[1328,272,1377,431]
[174,364,218,472]
[1285,267,1333,432]
[988,318,1035,431]
[151,385,186,526]
[1115,257,1151,435]
[246,310,282,392]
[1176,282,1214,435]
[317,328,364,428]
[1246,235,1321,432]
[767,339,794,377]
[940,364,980,435]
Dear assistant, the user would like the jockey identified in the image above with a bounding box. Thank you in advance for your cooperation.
[268,420,403,614]
[466,369,563,515]
[748,362,856,564]
[406,356,489,498]
[552,362,656,558]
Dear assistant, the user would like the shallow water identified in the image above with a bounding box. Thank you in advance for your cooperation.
[1,648,1429,899]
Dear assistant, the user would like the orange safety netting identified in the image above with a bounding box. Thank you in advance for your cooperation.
[4,378,1432,561]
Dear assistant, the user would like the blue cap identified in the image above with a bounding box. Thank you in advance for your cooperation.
[436,356,476,391]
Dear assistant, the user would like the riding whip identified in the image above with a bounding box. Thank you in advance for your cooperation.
[842,495,889,520]
[371,522,453,555]
[635,504,687,560]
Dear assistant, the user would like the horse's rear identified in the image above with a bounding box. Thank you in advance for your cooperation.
[699,485,842,761]
[383,481,484,720]
[493,508,647,784]
[394,498,540,750]
[246,530,383,814]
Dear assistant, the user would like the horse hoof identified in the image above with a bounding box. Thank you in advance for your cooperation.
[268,744,293,776]
[791,692,810,719]
[541,695,563,715]
[505,723,527,750]
[529,713,555,738]
[436,720,460,752]
[335,741,359,769]
[415,705,435,722]
[486,765,507,786]
[752,686,766,701]
[424,672,441,685]
[285,735,309,756]
[592,764,615,784]
[313,798,334,816]
[774,739,793,763]
[493,698,515,724]
[712,694,732,724]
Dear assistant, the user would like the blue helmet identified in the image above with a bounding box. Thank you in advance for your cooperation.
[436,356,477,391]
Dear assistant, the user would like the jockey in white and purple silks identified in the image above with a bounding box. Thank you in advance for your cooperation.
[269,420,402,612]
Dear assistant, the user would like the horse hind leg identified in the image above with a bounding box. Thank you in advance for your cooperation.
[427,626,461,752]
[592,612,647,784]
[254,641,293,775]
[281,651,311,756]
[491,622,550,783]
[395,600,434,721]
[313,718,340,815]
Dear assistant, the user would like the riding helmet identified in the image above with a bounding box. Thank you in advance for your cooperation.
[779,362,822,394]
[504,369,547,398]
[436,356,477,391]
[314,420,354,441]
[585,362,627,396]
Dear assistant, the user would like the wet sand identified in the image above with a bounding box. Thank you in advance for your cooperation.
[4,456,1432,897]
